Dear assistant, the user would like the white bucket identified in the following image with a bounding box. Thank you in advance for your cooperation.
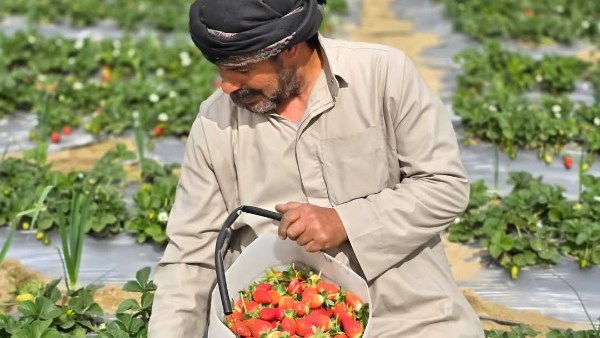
[207,232,373,337]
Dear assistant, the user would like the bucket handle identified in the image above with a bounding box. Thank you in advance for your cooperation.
[215,205,282,315]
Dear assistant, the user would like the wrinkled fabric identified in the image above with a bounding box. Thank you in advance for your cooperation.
[189,0,324,66]
[149,35,485,338]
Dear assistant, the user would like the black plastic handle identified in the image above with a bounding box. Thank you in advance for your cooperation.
[215,206,282,315]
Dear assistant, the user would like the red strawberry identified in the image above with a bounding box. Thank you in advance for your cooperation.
[278,296,295,310]
[316,281,340,301]
[563,155,573,170]
[235,299,260,314]
[287,278,303,295]
[334,334,349,338]
[332,302,349,317]
[292,300,310,317]
[269,290,281,306]
[154,125,163,137]
[227,317,251,337]
[245,319,273,338]
[253,288,272,305]
[339,313,363,338]
[344,291,363,312]
[306,312,331,331]
[295,317,314,337]
[301,288,324,309]
[256,283,273,291]
[62,125,72,136]
[281,316,297,335]
[259,308,280,321]
[50,131,61,143]
[310,307,334,318]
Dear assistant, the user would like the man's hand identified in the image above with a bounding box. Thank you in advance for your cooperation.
[274,202,348,252]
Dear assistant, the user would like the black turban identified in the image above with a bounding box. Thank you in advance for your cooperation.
[189,0,326,67]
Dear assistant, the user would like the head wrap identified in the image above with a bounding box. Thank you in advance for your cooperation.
[189,0,326,67]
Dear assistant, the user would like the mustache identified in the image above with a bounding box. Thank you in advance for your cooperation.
[231,88,262,101]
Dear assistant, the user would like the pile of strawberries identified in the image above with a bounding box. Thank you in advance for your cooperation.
[223,264,368,338]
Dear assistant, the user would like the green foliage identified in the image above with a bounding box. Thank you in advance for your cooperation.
[125,159,179,244]
[440,0,600,43]
[449,172,600,278]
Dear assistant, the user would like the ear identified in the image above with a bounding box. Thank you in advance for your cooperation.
[277,43,300,65]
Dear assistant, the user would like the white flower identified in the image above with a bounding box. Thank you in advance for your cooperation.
[155,68,165,77]
[59,95,66,102]
[554,112,562,119]
[594,117,600,126]
[536,220,543,228]
[158,113,169,122]
[551,105,561,114]
[454,217,461,224]
[555,5,564,13]
[132,110,140,119]
[168,90,177,98]
[74,39,85,50]
[179,52,192,67]
[582,20,590,29]
[68,57,76,65]
[158,211,169,223]
[128,48,136,58]
[112,49,120,57]
[113,40,121,50]
[77,172,85,179]
[149,93,160,103]
[535,74,543,83]
[488,105,497,112]
[73,82,83,91]
[27,35,36,44]
[594,196,600,203]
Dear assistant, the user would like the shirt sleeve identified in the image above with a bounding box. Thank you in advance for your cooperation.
[333,48,470,282]
[148,113,229,338]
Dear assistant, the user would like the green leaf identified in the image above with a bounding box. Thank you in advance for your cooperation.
[122,281,143,293]
[116,299,140,314]
[548,208,562,222]
[591,248,600,265]
[136,267,151,289]
[141,292,154,309]
[37,297,62,320]
[575,232,588,245]
[489,243,503,259]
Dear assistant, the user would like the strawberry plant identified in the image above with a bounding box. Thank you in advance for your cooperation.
[124,159,179,244]
[439,0,600,43]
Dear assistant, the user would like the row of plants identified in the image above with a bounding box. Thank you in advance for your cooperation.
[437,0,600,43]
[1,266,597,337]
[0,31,216,140]
[0,0,349,34]
[0,141,179,247]
[448,171,600,279]
[0,267,155,338]
[454,40,600,165]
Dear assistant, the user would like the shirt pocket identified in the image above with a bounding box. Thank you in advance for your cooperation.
[320,126,389,205]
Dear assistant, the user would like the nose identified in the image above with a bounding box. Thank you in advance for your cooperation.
[220,79,241,95]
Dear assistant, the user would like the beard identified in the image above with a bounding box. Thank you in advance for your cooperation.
[230,64,300,115]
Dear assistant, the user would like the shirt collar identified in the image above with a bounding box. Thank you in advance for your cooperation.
[317,34,349,98]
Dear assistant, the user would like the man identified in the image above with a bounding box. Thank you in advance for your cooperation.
[149,0,484,337]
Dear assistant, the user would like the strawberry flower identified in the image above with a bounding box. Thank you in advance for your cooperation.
[158,211,169,223]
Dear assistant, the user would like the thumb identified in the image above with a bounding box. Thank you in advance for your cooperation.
[275,201,303,213]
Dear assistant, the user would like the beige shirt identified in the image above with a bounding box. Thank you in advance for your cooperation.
[149,36,484,338]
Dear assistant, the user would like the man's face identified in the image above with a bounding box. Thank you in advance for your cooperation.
[217,57,300,115]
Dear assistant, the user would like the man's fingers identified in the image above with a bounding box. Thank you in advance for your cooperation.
[295,230,312,246]
[304,240,321,253]
[275,201,304,214]
[278,208,301,240]
[285,221,305,241]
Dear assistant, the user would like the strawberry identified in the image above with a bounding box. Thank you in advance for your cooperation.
[287,278,303,295]
[307,329,331,338]
[253,288,272,305]
[316,281,340,301]
[235,299,260,314]
[310,307,334,318]
[306,312,331,331]
[332,302,349,317]
[295,317,314,337]
[154,125,164,137]
[256,283,273,291]
[62,125,72,136]
[278,296,295,310]
[260,330,290,338]
[339,313,363,338]
[301,288,324,309]
[245,319,273,338]
[281,315,297,335]
[544,153,553,164]
[227,317,251,337]
[269,289,281,306]
[101,66,112,84]
[259,307,280,321]
[563,155,573,170]
[50,131,61,143]
[344,291,363,312]
[292,300,310,316]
